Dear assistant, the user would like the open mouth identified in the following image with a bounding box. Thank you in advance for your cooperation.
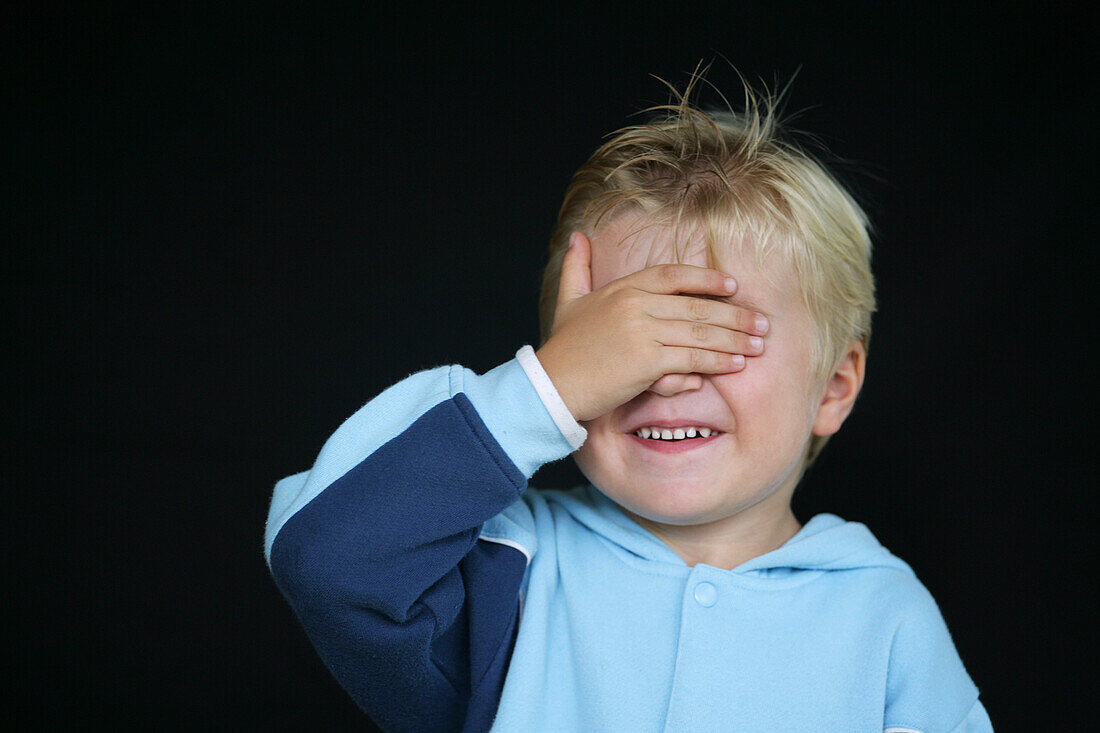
[632,427,722,441]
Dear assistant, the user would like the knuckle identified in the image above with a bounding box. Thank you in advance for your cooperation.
[657,264,681,288]
[624,298,650,326]
[741,308,760,333]
[688,297,711,320]
[690,322,709,343]
[609,289,635,315]
[688,347,705,371]
[623,289,646,310]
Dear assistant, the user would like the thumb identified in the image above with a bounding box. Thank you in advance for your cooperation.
[556,232,593,307]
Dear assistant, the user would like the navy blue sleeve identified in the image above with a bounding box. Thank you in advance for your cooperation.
[269,394,528,732]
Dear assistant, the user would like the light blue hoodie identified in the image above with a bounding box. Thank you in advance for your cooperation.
[266,349,993,732]
[485,485,990,731]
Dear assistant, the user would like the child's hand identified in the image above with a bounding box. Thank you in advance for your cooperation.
[536,232,769,422]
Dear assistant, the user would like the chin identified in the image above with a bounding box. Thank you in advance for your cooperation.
[597,477,741,527]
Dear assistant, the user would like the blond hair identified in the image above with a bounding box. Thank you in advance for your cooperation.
[538,70,876,464]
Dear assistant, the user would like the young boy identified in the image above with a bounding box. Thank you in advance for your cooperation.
[265,76,992,732]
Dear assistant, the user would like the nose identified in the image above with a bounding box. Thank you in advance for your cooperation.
[646,373,704,397]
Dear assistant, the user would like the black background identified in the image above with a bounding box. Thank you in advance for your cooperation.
[8,3,1091,730]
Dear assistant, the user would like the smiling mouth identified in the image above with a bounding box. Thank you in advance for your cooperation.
[632,426,722,441]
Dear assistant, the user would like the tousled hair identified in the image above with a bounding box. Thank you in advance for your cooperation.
[539,68,875,464]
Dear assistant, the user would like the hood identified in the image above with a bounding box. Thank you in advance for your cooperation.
[735,512,912,574]
[554,484,913,577]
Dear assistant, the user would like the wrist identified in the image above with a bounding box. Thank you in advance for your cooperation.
[520,345,587,448]
[534,342,578,417]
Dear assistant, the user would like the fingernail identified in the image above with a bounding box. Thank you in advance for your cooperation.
[569,233,578,248]
[754,315,769,333]
[724,277,737,292]
[749,336,764,351]
[732,354,745,367]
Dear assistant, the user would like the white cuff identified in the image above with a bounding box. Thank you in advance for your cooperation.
[515,345,587,450]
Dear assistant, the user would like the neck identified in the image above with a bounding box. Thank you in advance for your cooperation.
[625,504,802,570]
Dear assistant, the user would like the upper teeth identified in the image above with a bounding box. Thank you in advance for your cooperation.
[635,427,715,440]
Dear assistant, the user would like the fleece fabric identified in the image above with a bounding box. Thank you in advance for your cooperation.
[265,352,993,732]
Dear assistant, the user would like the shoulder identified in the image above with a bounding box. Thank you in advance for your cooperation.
[798,518,984,730]
[876,562,981,731]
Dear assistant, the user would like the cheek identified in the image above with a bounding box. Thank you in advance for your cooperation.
[572,439,617,492]
[709,366,817,438]
[708,369,768,410]
[573,415,616,473]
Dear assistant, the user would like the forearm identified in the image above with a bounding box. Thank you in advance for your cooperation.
[264,350,578,728]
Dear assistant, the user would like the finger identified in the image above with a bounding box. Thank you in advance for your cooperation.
[659,346,747,375]
[648,373,704,396]
[630,263,738,297]
[647,294,770,335]
[652,319,765,356]
[556,232,593,308]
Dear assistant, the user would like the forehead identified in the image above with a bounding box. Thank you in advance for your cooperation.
[588,215,801,312]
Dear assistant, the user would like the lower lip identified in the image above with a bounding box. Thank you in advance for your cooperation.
[627,433,722,453]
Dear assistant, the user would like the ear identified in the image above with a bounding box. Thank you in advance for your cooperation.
[812,339,867,437]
